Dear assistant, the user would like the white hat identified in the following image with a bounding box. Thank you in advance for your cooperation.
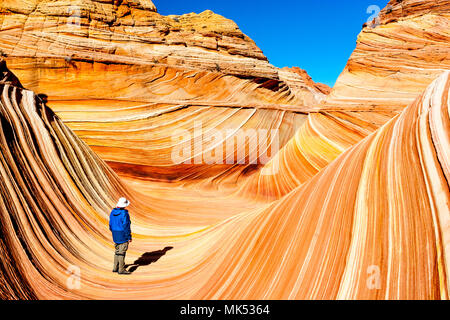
[116,197,130,208]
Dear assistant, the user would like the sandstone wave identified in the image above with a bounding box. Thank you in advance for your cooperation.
[0,59,448,299]
[323,0,450,111]
[0,0,449,300]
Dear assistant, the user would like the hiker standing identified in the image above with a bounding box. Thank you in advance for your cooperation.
[109,197,132,275]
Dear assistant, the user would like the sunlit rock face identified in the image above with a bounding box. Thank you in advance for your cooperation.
[0,0,329,183]
[0,0,326,107]
[237,110,397,201]
[323,0,450,111]
[0,58,448,299]
[0,0,449,301]
[0,59,124,299]
[282,67,331,95]
[222,72,450,300]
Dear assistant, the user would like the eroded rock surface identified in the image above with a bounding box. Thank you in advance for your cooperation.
[323,0,450,111]
[0,59,448,300]
[0,0,326,108]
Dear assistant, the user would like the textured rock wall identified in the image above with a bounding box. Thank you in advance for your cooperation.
[323,0,450,111]
[0,0,331,182]
[0,60,448,299]
[0,0,326,108]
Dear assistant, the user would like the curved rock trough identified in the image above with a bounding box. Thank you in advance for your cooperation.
[0,0,449,300]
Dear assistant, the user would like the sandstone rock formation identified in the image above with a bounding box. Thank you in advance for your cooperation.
[323,0,450,111]
[219,72,450,299]
[0,0,331,183]
[237,110,397,200]
[282,67,331,95]
[0,0,449,301]
[0,60,448,299]
[0,0,326,108]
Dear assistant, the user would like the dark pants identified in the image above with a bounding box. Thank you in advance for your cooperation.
[113,242,129,273]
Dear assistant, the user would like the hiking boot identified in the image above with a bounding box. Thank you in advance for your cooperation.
[112,269,118,273]
[118,270,132,275]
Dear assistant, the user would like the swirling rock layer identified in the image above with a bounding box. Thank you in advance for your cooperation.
[323,0,450,111]
[0,60,448,300]
[0,0,330,183]
[0,1,326,108]
[0,0,449,300]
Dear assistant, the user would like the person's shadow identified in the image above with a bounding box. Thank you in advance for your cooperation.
[126,247,173,273]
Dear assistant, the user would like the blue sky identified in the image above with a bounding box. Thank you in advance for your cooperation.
[153,0,389,87]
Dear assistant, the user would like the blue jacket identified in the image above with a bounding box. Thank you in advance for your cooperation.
[109,208,132,244]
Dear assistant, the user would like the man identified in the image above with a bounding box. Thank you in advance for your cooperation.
[109,197,132,275]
